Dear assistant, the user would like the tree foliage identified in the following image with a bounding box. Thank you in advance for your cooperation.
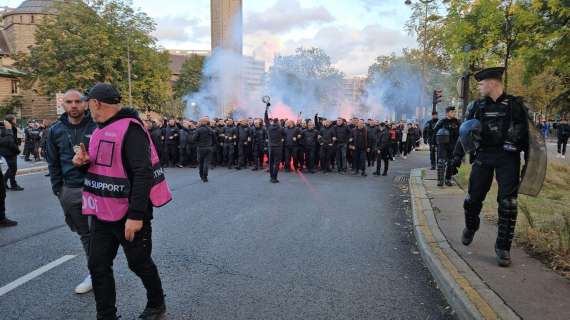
[173,54,206,99]
[15,0,173,113]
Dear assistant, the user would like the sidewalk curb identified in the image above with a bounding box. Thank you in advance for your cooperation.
[16,165,48,176]
[409,168,520,320]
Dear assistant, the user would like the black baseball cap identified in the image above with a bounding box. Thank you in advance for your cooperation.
[86,83,122,104]
[446,106,456,113]
[474,67,505,82]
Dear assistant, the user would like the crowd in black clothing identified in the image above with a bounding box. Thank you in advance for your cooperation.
[142,114,424,180]
[22,120,50,162]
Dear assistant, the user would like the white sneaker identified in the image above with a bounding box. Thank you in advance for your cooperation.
[75,275,92,294]
[563,155,567,159]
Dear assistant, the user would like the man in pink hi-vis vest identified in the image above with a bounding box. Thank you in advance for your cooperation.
[73,83,171,320]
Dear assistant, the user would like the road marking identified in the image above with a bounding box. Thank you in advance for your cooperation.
[0,255,77,297]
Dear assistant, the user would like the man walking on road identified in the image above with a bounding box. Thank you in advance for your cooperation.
[46,89,97,294]
[75,83,172,320]
[1,114,24,191]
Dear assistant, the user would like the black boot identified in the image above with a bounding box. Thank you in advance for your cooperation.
[437,160,445,187]
[461,228,476,246]
[495,247,511,267]
[0,218,18,227]
[445,179,453,186]
[139,304,166,320]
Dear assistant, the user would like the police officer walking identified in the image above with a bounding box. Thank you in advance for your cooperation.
[433,107,460,187]
[455,67,530,267]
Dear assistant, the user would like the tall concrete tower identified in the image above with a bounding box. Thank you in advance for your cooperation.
[210,0,242,54]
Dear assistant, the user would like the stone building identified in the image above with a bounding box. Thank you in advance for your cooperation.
[0,0,63,121]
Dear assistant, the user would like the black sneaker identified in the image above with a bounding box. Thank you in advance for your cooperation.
[382,172,387,176]
[11,185,24,191]
[0,218,18,227]
[139,304,166,320]
[495,248,512,267]
[361,172,367,177]
[445,180,453,186]
[461,228,476,246]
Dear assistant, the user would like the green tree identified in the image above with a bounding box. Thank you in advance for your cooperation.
[0,96,23,119]
[173,54,206,99]
[15,0,172,112]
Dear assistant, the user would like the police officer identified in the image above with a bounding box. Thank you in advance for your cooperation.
[264,107,285,183]
[455,67,530,267]
[433,106,460,187]
[423,112,439,170]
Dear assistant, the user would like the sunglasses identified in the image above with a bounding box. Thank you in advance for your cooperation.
[64,100,82,104]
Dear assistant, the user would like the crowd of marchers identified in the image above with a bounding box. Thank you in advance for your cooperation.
[142,114,426,182]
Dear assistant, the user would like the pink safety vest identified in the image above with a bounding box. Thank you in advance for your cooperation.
[82,117,172,221]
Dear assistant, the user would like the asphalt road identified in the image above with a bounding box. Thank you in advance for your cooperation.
[0,152,455,320]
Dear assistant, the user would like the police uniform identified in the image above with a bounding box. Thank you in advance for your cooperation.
[458,67,530,267]
[433,107,460,186]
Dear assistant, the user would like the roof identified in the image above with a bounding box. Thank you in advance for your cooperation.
[0,66,26,78]
[169,54,190,76]
[4,0,63,16]
[0,31,10,55]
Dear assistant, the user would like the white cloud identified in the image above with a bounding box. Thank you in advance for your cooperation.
[245,0,334,34]
[152,16,209,43]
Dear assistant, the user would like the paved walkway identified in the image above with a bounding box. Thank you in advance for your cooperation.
[420,168,570,319]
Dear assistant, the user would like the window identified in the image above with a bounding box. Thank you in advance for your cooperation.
[31,15,34,23]
[11,79,20,95]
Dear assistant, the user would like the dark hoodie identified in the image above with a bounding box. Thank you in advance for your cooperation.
[46,112,97,195]
[96,108,155,221]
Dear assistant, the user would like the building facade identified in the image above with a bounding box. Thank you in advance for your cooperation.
[210,0,242,54]
[0,0,62,121]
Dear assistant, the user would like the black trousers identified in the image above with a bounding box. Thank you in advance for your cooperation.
[429,144,437,168]
[252,144,265,169]
[223,143,235,167]
[352,148,366,173]
[166,144,178,167]
[376,149,390,174]
[304,146,316,171]
[3,155,18,187]
[0,167,6,220]
[367,147,377,166]
[198,147,212,179]
[268,146,282,180]
[437,143,454,181]
[237,142,248,168]
[465,151,520,250]
[89,217,164,320]
[336,143,348,171]
[558,137,568,155]
[284,145,298,170]
[320,146,333,171]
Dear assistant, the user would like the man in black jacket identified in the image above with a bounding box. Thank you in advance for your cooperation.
[433,106,460,187]
[47,89,98,294]
[318,120,335,173]
[375,123,390,176]
[283,120,300,172]
[193,118,215,182]
[301,121,319,173]
[334,118,351,173]
[76,83,166,320]
[236,119,251,170]
[0,119,18,227]
[251,119,267,171]
[223,119,237,168]
[423,112,439,170]
[351,120,368,176]
[164,119,179,168]
[264,108,285,183]
[366,119,379,167]
[1,114,23,191]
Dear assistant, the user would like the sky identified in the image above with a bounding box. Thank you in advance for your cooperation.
[4,0,418,76]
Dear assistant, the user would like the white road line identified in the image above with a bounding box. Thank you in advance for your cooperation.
[0,255,77,297]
